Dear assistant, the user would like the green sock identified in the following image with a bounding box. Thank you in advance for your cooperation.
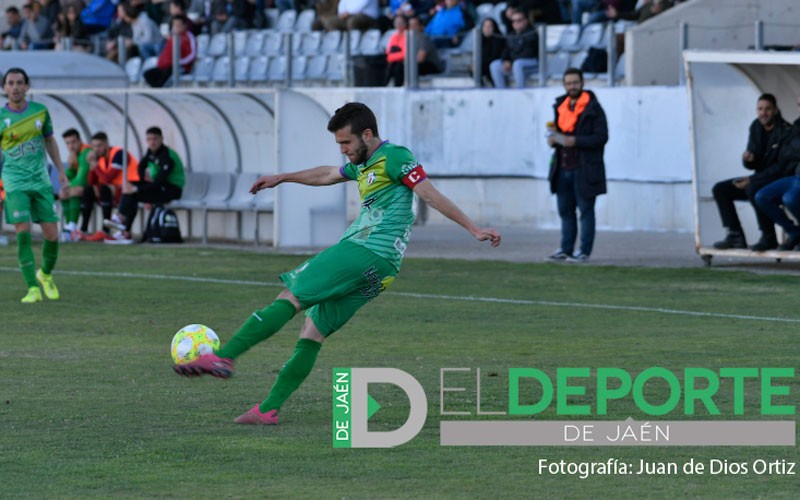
[17,232,36,288]
[67,197,81,224]
[42,239,58,275]
[216,299,297,360]
[260,338,321,413]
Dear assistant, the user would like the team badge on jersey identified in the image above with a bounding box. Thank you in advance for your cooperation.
[3,118,10,127]
[367,171,376,185]
[35,119,42,130]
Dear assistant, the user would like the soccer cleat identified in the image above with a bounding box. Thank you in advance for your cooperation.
[103,216,126,232]
[20,286,42,303]
[84,230,114,242]
[234,405,279,425]
[173,353,234,378]
[36,269,60,300]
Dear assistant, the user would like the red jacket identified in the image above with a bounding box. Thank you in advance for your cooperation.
[157,31,197,73]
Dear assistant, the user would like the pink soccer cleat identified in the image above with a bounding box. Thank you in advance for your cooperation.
[234,405,279,425]
[173,353,234,379]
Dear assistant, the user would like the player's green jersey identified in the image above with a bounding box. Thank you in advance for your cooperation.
[340,141,426,271]
[0,101,54,192]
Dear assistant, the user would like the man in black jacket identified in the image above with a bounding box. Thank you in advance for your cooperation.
[105,126,185,244]
[712,94,792,251]
[489,9,539,88]
[546,68,608,262]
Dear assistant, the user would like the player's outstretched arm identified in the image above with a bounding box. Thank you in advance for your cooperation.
[250,165,346,194]
[413,180,501,247]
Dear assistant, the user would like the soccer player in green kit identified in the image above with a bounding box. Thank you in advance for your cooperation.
[175,102,502,425]
[0,68,68,303]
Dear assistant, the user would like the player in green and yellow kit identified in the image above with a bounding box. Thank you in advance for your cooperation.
[0,68,68,303]
[175,102,502,425]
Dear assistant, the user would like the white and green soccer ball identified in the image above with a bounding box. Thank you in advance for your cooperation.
[171,324,220,365]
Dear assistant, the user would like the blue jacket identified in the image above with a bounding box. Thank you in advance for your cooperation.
[424,6,466,37]
[80,0,115,28]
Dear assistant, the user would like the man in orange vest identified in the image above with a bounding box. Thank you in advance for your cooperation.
[81,131,139,241]
[546,68,608,262]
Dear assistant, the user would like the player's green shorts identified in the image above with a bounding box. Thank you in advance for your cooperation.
[3,188,59,225]
[281,240,398,337]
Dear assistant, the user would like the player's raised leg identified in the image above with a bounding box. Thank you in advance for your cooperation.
[234,317,324,425]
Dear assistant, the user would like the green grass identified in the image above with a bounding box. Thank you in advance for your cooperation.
[0,244,798,498]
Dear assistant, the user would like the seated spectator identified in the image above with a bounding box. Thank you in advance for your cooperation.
[106,126,185,244]
[385,14,443,86]
[471,17,506,87]
[170,0,201,36]
[489,9,538,88]
[129,2,163,58]
[209,0,254,35]
[41,0,61,31]
[753,98,800,251]
[573,0,635,25]
[20,1,55,50]
[2,6,24,50]
[80,132,140,240]
[606,0,673,24]
[319,0,380,32]
[54,3,93,51]
[143,15,197,88]
[186,0,210,34]
[425,0,470,48]
[80,0,116,36]
[104,3,134,62]
[511,0,565,25]
[60,128,92,241]
[712,94,792,251]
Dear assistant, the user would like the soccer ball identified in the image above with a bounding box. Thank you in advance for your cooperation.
[171,324,220,365]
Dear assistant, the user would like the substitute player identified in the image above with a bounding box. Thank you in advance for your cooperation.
[1,67,68,303]
[174,102,501,425]
[60,128,92,241]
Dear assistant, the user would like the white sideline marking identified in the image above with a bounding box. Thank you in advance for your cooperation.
[1,267,799,324]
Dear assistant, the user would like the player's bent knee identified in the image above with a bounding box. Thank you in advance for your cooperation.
[299,318,325,343]
[277,288,302,312]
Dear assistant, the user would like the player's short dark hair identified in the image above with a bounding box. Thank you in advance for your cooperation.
[758,93,778,108]
[327,102,379,137]
[171,0,187,11]
[171,14,188,25]
[6,6,19,14]
[563,67,583,82]
[3,67,29,86]
[91,132,109,142]
[146,126,163,136]
[62,128,81,139]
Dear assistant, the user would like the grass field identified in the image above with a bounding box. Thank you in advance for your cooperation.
[1,243,798,498]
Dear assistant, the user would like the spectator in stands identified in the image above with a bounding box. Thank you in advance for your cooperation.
[711,94,792,251]
[2,7,23,50]
[60,128,92,242]
[572,0,634,25]
[425,0,470,48]
[605,0,673,24]
[143,15,197,87]
[129,2,163,58]
[471,17,506,87]
[489,9,539,88]
[106,126,185,244]
[186,0,210,33]
[511,0,565,25]
[80,0,116,36]
[319,0,380,31]
[80,131,140,240]
[546,68,608,262]
[754,99,800,251]
[20,1,55,50]
[385,14,443,86]
[170,0,201,35]
[54,3,92,51]
[209,0,254,34]
[40,0,61,31]
[104,2,135,62]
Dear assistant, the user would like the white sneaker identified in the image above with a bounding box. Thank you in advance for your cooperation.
[103,216,126,232]
[105,231,134,245]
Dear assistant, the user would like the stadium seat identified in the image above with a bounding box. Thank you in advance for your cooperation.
[553,24,581,52]
[200,172,236,244]
[196,34,210,57]
[141,56,158,73]
[291,55,308,82]
[572,23,606,51]
[208,33,227,57]
[570,50,588,70]
[267,55,287,82]
[233,31,249,57]
[245,30,266,57]
[249,55,270,83]
[476,3,494,20]
[305,54,328,83]
[348,30,362,55]
[211,56,231,84]
[442,29,474,76]
[614,52,626,81]
[289,31,302,55]
[358,29,382,55]
[491,2,508,33]
[191,56,215,85]
[235,56,251,84]
[263,30,283,56]
[320,30,342,54]
[264,8,279,29]
[276,9,297,32]
[546,51,570,80]
[379,29,395,53]
[326,54,345,83]
[295,9,316,33]
[300,31,322,55]
[546,25,566,53]
[125,57,142,84]
[170,172,211,237]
